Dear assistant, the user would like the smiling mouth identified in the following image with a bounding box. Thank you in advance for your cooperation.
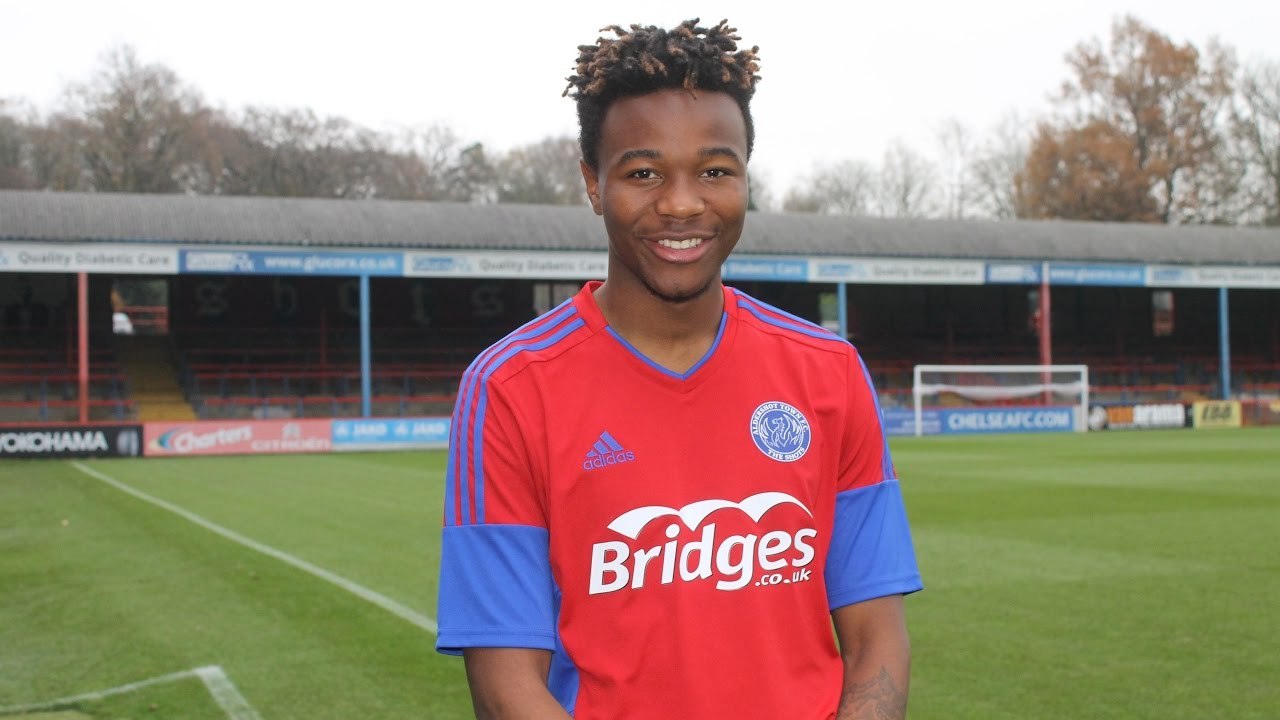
[657,238,704,250]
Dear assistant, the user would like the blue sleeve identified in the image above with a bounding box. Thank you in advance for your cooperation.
[825,479,923,610]
[436,524,557,654]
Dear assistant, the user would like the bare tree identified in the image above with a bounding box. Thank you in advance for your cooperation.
[67,45,211,193]
[2,46,516,202]
[234,107,392,198]
[935,118,975,219]
[446,142,497,203]
[747,169,773,211]
[186,110,269,195]
[1233,61,1280,225]
[495,136,585,205]
[780,187,822,214]
[383,124,464,199]
[968,112,1033,219]
[783,159,877,215]
[380,124,498,202]
[0,100,34,189]
[26,114,90,191]
[877,141,938,218]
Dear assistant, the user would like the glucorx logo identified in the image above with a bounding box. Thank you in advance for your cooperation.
[583,431,636,471]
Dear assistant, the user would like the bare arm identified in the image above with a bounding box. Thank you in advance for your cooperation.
[463,648,573,720]
[832,594,911,720]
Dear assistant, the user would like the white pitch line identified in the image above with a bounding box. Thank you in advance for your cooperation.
[0,666,261,720]
[70,461,438,634]
[194,665,262,720]
[0,668,197,714]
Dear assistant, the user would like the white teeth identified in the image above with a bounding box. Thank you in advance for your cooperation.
[658,238,703,250]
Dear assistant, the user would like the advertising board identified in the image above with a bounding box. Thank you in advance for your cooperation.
[0,424,142,459]
[0,243,177,275]
[1242,399,1280,427]
[1146,265,1280,289]
[985,263,1042,284]
[144,419,332,457]
[1191,401,1243,429]
[181,250,403,276]
[937,406,1077,435]
[1087,404,1189,431]
[813,258,984,285]
[881,408,940,437]
[722,258,810,282]
[881,407,1076,436]
[1048,263,1146,286]
[405,251,607,279]
[331,417,451,451]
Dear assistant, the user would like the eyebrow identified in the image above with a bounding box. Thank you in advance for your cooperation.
[618,149,660,163]
[615,147,743,164]
[699,147,743,163]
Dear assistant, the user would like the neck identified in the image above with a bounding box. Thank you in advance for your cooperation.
[594,277,725,375]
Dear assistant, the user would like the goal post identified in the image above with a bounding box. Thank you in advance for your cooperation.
[911,364,1091,437]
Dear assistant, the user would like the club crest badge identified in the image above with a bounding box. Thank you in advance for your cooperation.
[749,401,811,463]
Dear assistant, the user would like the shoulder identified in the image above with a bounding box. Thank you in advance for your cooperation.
[462,299,595,391]
[729,287,857,362]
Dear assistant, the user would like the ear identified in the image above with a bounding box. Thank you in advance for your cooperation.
[580,159,603,215]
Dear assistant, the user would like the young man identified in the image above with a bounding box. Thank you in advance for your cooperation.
[437,19,922,719]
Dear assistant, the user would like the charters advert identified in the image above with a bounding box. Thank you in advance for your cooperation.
[144,420,333,456]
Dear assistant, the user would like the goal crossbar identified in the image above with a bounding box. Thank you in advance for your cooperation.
[912,364,1091,436]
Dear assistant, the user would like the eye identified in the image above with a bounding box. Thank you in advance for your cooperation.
[704,167,734,178]
[628,168,656,180]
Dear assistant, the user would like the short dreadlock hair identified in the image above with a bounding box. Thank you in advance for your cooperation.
[564,18,762,170]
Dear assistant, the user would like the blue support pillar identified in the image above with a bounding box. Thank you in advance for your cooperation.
[837,282,848,340]
[1219,287,1231,400]
[360,275,372,417]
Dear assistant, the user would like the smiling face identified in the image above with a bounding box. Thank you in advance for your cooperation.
[581,89,750,306]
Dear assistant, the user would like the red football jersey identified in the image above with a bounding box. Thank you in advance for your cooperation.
[438,282,921,719]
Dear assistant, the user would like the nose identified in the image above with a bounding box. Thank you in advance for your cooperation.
[654,175,705,219]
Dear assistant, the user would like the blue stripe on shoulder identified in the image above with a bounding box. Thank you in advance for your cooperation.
[449,300,577,526]
[471,315,585,523]
[854,353,896,483]
[734,291,846,344]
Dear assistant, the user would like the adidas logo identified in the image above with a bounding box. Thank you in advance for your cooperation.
[583,431,637,471]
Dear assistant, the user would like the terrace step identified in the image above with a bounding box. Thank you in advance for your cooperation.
[116,336,196,422]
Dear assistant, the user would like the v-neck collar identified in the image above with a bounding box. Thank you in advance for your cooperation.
[573,281,738,392]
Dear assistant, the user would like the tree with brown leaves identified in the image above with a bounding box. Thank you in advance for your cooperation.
[1019,120,1160,222]
[1020,16,1235,223]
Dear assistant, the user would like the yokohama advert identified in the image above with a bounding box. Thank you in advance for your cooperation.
[0,425,143,459]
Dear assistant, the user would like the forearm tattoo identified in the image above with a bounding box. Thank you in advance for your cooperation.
[837,667,908,720]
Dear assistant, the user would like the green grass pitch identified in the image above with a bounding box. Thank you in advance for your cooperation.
[2,428,1277,719]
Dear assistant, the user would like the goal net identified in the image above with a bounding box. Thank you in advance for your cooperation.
[911,364,1090,437]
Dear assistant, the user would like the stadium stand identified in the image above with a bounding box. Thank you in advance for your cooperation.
[167,327,474,420]
[2,191,1278,426]
[0,342,133,423]
[3,302,1275,424]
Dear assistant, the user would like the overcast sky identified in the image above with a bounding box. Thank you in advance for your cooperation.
[3,1,1277,196]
